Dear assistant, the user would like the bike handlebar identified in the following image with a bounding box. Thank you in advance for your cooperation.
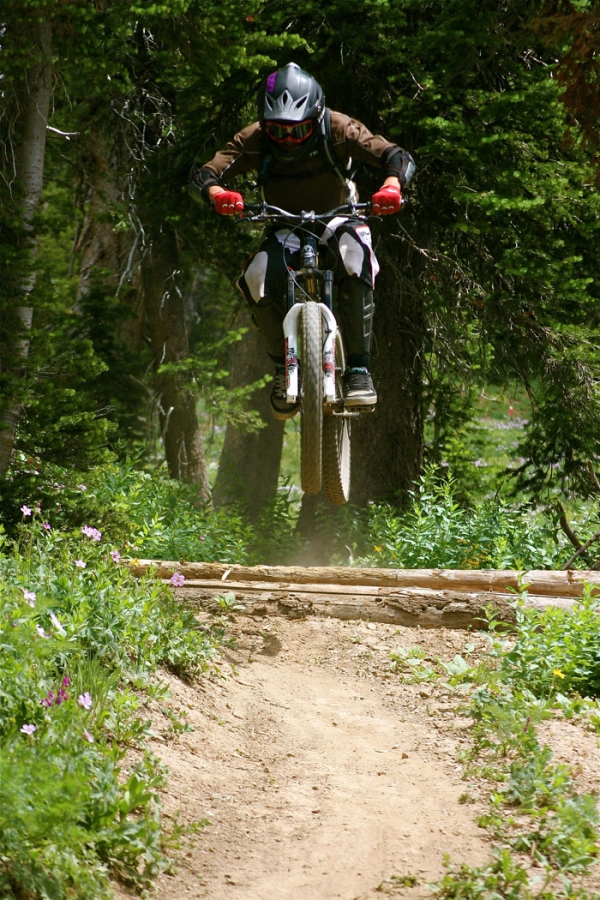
[237,201,371,224]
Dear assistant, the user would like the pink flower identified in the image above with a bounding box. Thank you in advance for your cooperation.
[110,549,121,563]
[49,612,66,635]
[170,572,185,587]
[81,525,102,541]
[23,589,36,607]
[77,692,93,710]
[75,560,86,569]
[36,625,50,639]
[42,522,51,531]
[62,676,70,687]
[82,729,94,743]
[20,505,32,517]
[41,691,55,708]
[20,724,37,735]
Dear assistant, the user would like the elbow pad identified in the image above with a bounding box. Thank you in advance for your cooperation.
[381,146,416,187]
[189,165,222,204]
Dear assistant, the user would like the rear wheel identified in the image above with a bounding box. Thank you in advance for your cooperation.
[300,302,323,494]
[323,330,351,505]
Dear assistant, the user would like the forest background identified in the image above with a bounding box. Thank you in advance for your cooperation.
[2,5,600,899]
[1,0,600,567]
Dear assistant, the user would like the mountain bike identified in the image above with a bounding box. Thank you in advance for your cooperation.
[239,202,373,505]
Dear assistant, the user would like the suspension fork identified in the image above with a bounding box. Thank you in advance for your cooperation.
[283,303,338,405]
[283,232,337,404]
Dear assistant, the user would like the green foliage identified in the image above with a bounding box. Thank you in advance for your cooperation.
[357,466,562,569]
[503,593,600,699]
[159,328,268,434]
[0,517,215,898]
[434,848,597,900]
[428,594,600,899]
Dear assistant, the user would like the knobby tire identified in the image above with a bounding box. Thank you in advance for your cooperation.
[301,302,323,494]
[323,330,351,505]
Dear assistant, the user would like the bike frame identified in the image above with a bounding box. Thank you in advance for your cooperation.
[238,201,371,410]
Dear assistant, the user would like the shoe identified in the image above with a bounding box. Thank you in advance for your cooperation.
[343,366,377,408]
[270,364,300,420]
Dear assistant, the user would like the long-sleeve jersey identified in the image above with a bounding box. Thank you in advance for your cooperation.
[190,110,415,215]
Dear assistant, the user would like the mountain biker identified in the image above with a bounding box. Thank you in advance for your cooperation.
[189,62,415,419]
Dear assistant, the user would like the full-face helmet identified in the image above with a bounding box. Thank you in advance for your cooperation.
[258,63,325,160]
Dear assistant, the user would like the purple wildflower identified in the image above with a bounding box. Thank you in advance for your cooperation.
[42,522,51,531]
[110,549,121,563]
[77,692,93,710]
[82,729,94,743]
[170,572,185,587]
[63,676,70,687]
[23,589,36,607]
[55,688,68,705]
[20,724,37,735]
[41,691,55,708]
[36,625,50,639]
[20,505,32,517]
[75,560,86,569]
[81,525,101,541]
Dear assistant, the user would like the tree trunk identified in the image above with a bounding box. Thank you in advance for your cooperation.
[213,307,285,518]
[350,235,425,504]
[0,16,53,479]
[142,229,211,502]
[75,131,145,354]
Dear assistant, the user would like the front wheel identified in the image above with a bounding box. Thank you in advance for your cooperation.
[323,330,351,504]
[300,302,323,494]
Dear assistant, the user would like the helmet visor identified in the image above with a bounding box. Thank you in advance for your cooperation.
[264,118,314,145]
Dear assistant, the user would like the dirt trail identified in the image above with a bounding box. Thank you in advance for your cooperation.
[114,615,600,900]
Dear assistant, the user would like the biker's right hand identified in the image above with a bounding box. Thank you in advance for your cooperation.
[213,189,244,215]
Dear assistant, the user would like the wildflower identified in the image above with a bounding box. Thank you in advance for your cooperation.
[77,692,93,710]
[200,535,206,541]
[81,525,102,541]
[41,691,55,708]
[36,625,50,639]
[55,688,68,705]
[75,560,86,569]
[62,676,70,687]
[110,549,121,563]
[553,668,565,679]
[23,589,36,607]
[82,729,94,743]
[42,522,51,531]
[374,546,382,553]
[20,505,32,517]
[20,724,36,735]
[49,612,66,636]
[77,484,87,491]
[170,572,185,587]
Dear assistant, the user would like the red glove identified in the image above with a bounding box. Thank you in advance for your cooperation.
[371,184,402,216]
[214,190,244,215]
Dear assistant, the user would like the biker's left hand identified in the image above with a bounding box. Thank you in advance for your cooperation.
[371,184,402,215]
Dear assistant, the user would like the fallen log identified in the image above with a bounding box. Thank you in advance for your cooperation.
[131,560,600,599]
[175,582,577,630]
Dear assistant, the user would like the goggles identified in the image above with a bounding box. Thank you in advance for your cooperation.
[264,118,314,144]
